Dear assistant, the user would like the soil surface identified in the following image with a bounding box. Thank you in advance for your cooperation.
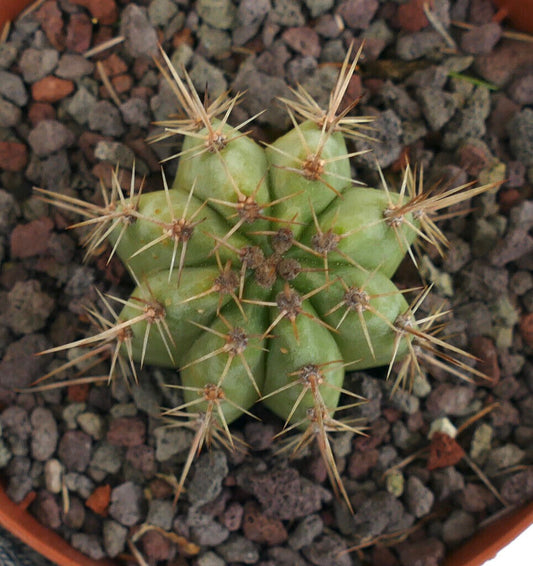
[0,1,532,566]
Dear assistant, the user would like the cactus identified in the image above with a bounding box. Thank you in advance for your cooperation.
[35,45,492,510]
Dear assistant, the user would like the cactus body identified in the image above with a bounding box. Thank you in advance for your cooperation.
[37,46,492,506]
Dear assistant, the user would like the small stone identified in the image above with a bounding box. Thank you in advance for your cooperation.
[88,100,124,137]
[6,280,54,334]
[58,430,92,472]
[28,102,56,126]
[103,519,128,558]
[44,459,63,494]
[405,476,434,518]
[31,76,75,103]
[484,444,525,476]
[0,334,49,390]
[508,72,533,105]
[66,13,92,53]
[302,533,352,566]
[470,423,493,464]
[288,513,323,550]
[120,97,150,127]
[0,98,22,128]
[354,109,402,169]
[223,501,243,531]
[107,417,146,447]
[67,86,98,125]
[0,70,28,106]
[28,119,75,157]
[126,444,156,478]
[187,450,228,506]
[154,426,193,461]
[475,40,533,87]
[77,412,105,440]
[500,468,533,504]
[146,499,175,530]
[217,535,259,564]
[31,407,58,461]
[0,141,28,173]
[56,54,94,79]
[336,0,379,30]
[120,4,159,57]
[109,481,144,526]
[461,22,501,55]
[238,0,271,26]
[282,27,321,57]
[442,510,476,544]
[385,468,405,497]
[397,538,445,566]
[189,514,230,546]
[352,491,406,539]
[0,43,18,68]
[31,490,62,529]
[190,55,228,98]
[70,0,118,25]
[348,448,379,479]
[508,108,533,167]
[195,552,225,566]
[426,383,475,417]
[397,31,446,61]
[19,48,59,83]
[394,0,429,32]
[428,417,458,439]
[90,443,123,476]
[242,501,288,545]
[10,217,53,258]
[71,534,105,560]
[459,483,495,512]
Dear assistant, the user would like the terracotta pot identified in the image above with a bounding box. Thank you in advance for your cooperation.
[0,1,532,566]
[0,483,115,566]
[0,0,34,29]
[492,0,533,33]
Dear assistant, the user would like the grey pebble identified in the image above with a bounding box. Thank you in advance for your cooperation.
[94,141,136,169]
[77,412,105,440]
[67,86,98,125]
[30,407,58,461]
[270,0,305,26]
[103,519,128,558]
[109,481,144,526]
[0,70,28,106]
[305,0,334,18]
[354,109,402,169]
[154,425,193,462]
[62,403,87,430]
[508,108,533,167]
[288,513,323,550]
[0,97,22,128]
[460,22,501,55]
[353,491,405,538]
[7,280,54,334]
[28,119,76,157]
[397,30,446,61]
[88,100,125,137]
[70,534,105,560]
[56,54,94,80]
[190,516,230,546]
[484,444,525,476]
[217,534,259,564]
[90,442,123,476]
[442,510,476,544]
[1,406,31,457]
[5,457,33,503]
[337,0,378,30]
[0,43,18,68]
[146,499,175,530]
[148,0,178,27]
[58,430,92,472]
[418,87,458,131]
[198,24,232,59]
[443,86,491,149]
[187,450,228,506]
[405,476,434,518]
[198,0,236,29]
[19,48,59,83]
[195,552,226,566]
[189,55,228,98]
[120,97,151,127]
[0,334,49,390]
[268,546,309,566]
[64,472,95,498]
[120,4,159,57]
[302,532,351,566]
[237,0,271,26]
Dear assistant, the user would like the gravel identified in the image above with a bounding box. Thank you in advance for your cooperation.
[0,1,531,565]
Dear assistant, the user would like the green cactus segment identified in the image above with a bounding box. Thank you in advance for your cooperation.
[262,298,344,427]
[108,189,250,278]
[117,267,231,367]
[295,187,419,277]
[180,302,268,424]
[172,121,272,240]
[295,267,411,370]
[266,121,352,238]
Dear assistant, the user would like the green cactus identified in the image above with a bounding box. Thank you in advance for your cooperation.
[35,45,492,510]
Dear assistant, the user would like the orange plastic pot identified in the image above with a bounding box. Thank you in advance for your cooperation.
[0,0,34,30]
[0,483,115,566]
[492,0,533,32]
